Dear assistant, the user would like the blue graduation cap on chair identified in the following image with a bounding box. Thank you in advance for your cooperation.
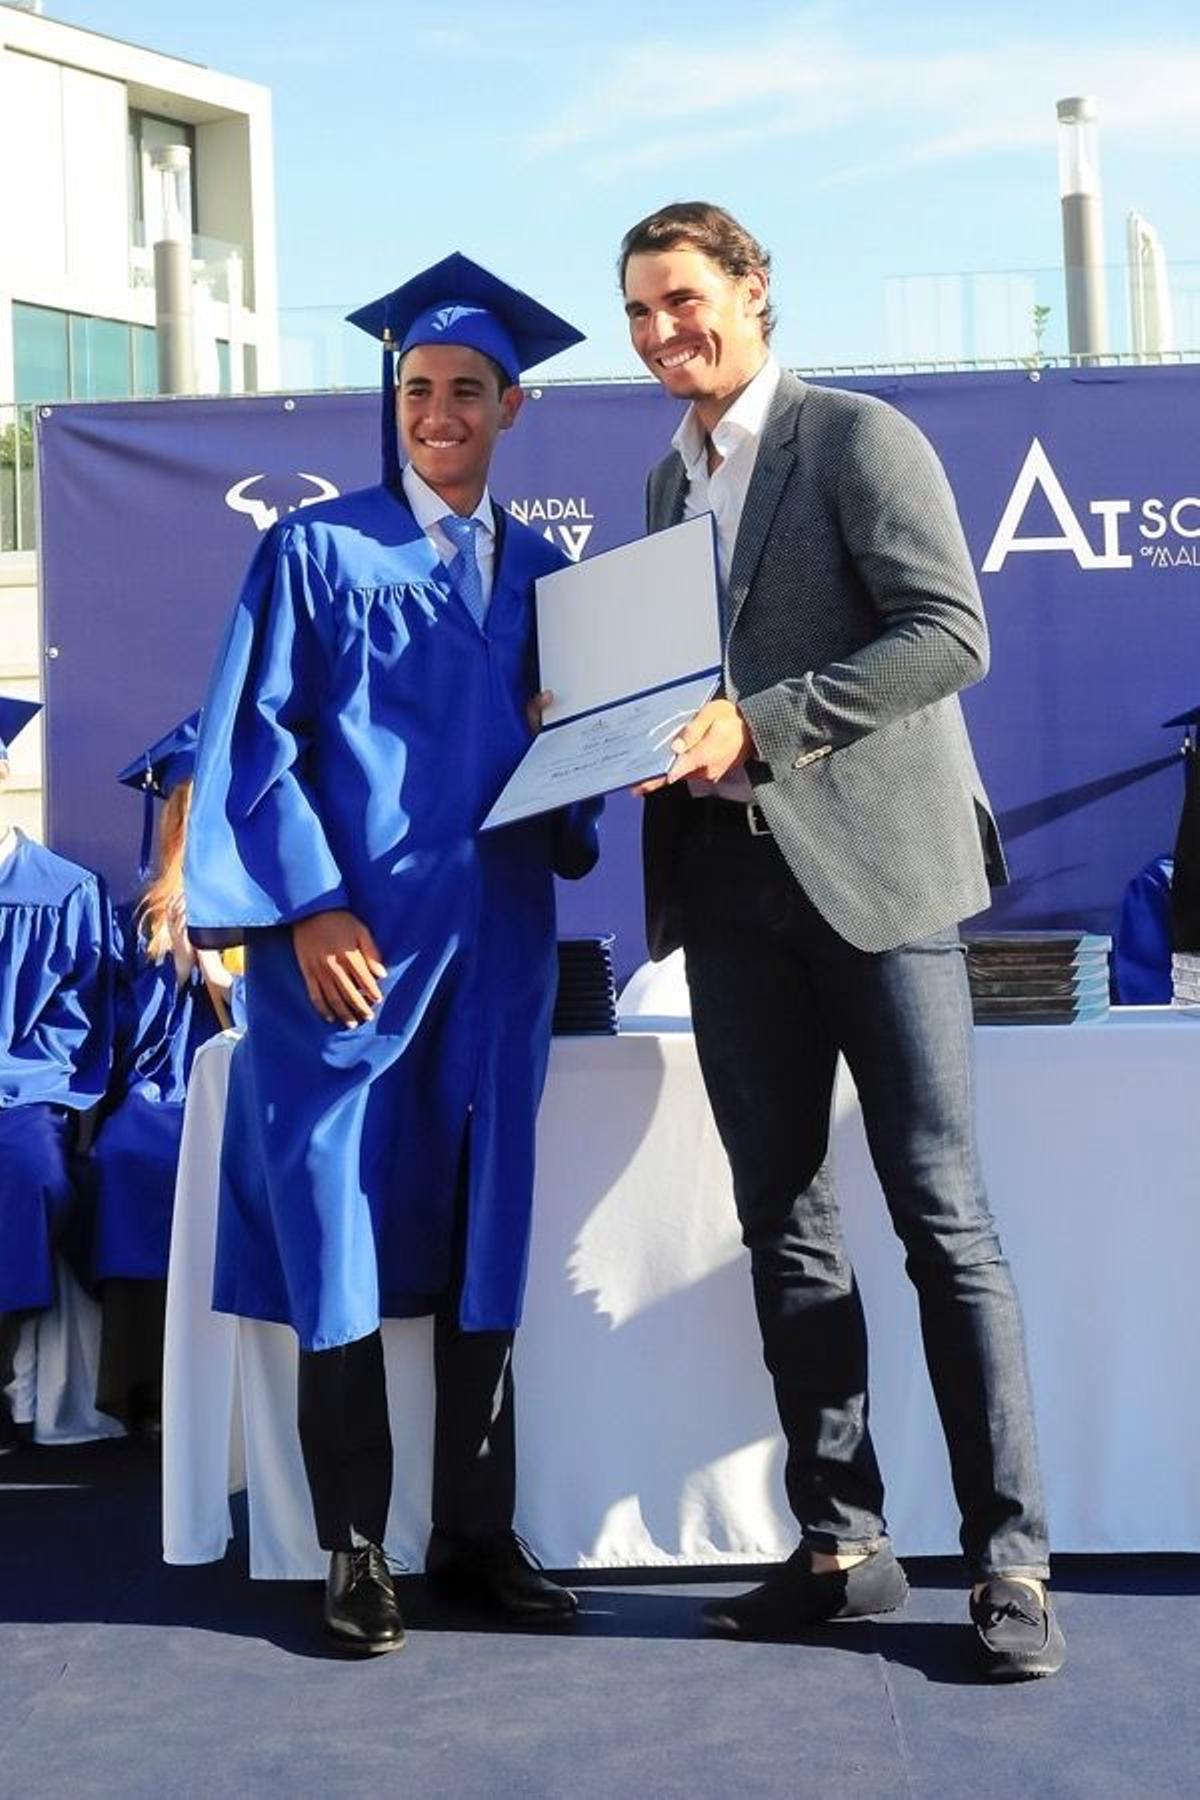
[0,696,42,760]
[346,252,584,489]
[117,710,201,878]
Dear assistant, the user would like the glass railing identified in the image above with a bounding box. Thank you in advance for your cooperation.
[276,261,1200,390]
[129,226,246,304]
[881,262,1200,369]
[278,307,380,392]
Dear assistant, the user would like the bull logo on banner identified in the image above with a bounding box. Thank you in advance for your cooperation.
[224,472,341,533]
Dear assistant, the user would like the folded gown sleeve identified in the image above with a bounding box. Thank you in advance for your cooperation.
[184,524,351,942]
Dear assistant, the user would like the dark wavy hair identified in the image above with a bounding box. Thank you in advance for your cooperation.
[617,201,775,342]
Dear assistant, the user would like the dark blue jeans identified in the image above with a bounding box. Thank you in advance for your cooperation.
[680,820,1049,1579]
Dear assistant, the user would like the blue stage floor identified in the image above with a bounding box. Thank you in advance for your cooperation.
[2,1438,1197,1798]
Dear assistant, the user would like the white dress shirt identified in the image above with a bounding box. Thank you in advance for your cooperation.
[672,356,782,802]
[672,356,782,588]
[402,463,496,609]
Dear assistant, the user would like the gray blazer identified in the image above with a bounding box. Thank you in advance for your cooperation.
[643,370,1005,958]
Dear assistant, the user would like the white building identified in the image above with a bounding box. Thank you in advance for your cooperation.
[0,3,279,834]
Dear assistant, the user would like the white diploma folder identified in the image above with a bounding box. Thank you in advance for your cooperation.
[481,513,721,830]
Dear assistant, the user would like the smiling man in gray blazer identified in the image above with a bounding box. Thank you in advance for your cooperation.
[619,201,1063,1680]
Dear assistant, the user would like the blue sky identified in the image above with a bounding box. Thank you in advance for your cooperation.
[52,1,1200,380]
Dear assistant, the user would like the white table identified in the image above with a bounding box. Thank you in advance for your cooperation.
[163,1010,1200,1578]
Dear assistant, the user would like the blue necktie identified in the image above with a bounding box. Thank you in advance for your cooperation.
[441,514,486,628]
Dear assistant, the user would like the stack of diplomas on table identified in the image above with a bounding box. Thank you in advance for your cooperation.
[962,932,1112,1025]
[552,936,618,1036]
[1172,952,1200,1011]
[482,513,721,829]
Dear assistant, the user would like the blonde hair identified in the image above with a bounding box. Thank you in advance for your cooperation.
[136,778,192,963]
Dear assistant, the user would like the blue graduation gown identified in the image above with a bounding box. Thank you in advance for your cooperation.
[0,833,114,1312]
[91,907,238,1283]
[1113,855,1173,1004]
[185,483,599,1350]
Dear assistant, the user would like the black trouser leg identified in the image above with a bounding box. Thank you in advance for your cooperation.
[297,1329,393,1550]
[431,1312,516,1540]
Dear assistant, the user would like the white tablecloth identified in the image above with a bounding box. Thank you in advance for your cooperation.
[8,1264,124,1446]
[163,1011,1200,1578]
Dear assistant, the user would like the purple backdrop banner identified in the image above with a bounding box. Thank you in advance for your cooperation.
[36,367,1200,980]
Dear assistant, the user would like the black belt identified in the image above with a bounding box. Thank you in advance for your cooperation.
[688,796,774,838]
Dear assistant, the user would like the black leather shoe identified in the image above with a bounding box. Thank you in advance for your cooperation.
[703,1543,909,1638]
[970,1578,1065,1680]
[325,1544,405,1652]
[425,1529,578,1623]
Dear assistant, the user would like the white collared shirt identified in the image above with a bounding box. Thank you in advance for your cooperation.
[402,463,496,607]
[672,356,782,802]
[0,823,17,867]
[672,355,782,587]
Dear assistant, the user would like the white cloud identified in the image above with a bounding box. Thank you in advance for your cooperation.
[518,19,1200,185]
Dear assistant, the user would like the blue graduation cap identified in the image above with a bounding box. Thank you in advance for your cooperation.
[346,252,584,488]
[117,710,201,877]
[0,696,42,760]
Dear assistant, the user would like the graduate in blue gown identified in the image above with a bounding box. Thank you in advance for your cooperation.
[1112,708,1200,1003]
[0,698,114,1448]
[91,714,242,1437]
[185,255,600,1649]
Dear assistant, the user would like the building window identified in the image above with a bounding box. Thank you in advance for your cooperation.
[128,111,198,244]
[14,304,162,404]
[13,305,71,404]
[13,308,235,405]
[132,326,158,397]
[69,315,134,401]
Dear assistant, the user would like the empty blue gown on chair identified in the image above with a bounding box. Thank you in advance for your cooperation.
[0,831,114,1313]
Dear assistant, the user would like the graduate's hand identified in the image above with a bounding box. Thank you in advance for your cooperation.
[632,698,753,795]
[526,689,553,734]
[292,909,388,1027]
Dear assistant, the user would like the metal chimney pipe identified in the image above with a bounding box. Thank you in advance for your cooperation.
[149,143,196,396]
[1056,96,1109,364]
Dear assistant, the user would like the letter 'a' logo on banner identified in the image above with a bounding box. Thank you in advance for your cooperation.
[982,438,1132,574]
[223,472,340,533]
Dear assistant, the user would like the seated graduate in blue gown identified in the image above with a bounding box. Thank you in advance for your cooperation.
[1113,708,1200,1003]
[91,713,243,1440]
[0,697,114,1450]
[184,255,601,1650]
[1113,855,1173,1003]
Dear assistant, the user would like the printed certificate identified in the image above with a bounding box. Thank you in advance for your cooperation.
[482,514,720,830]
